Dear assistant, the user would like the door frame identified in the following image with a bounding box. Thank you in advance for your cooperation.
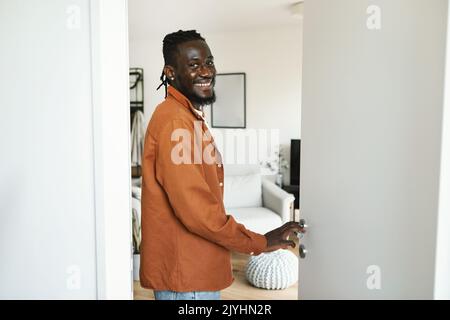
[90,0,133,299]
[434,0,450,300]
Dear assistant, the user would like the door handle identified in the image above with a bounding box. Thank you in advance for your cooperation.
[297,219,308,258]
[299,219,308,229]
[299,244,308,259]
[296,218,308,239]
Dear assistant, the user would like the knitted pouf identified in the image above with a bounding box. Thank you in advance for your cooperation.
[245,249,298,290]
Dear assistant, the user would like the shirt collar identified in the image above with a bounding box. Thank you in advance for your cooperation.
[167,85,204,120]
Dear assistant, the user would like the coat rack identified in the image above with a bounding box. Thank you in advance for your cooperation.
[130,67,144,127]
[130,67,144,178]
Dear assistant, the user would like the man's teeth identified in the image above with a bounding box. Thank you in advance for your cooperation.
[194,82,211,87]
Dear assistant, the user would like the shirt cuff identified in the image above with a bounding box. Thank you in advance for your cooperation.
[250,233,267,256]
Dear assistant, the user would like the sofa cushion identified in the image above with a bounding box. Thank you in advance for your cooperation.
[228,207,282,234]
[224,173,262,208]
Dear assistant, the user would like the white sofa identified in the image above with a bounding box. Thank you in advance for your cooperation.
[224,164,295,234]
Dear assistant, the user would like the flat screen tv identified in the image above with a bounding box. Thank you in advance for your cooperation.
[290,139,301,186]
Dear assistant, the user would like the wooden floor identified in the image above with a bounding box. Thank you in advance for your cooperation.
[134,238,299,300]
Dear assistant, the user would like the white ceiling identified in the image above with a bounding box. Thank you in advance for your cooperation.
[128,0,303,40]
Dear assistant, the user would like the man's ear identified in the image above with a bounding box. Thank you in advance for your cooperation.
[164,65,175,81]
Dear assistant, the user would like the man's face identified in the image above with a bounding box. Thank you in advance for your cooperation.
[168,40,216,107]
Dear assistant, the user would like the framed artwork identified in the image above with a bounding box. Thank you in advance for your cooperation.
[211,73,246,128]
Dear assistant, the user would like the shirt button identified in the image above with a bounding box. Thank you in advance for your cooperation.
[219,182,223,187]
[217,164,222,168]
[250,252,254,255]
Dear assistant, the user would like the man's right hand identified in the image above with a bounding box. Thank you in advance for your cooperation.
[263,221,306,252]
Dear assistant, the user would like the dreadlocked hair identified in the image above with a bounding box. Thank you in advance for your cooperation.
[156,30,205,97]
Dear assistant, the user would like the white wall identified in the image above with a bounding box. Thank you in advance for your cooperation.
[129,25,302,184]
[0,0,97,299]
[0,0,132,299]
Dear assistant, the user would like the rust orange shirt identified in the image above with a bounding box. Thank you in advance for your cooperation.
[140,86,267,292]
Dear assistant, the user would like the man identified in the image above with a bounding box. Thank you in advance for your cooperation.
[140,30,305,300]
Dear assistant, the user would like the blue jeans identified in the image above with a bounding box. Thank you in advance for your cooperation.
[154,290,221,300]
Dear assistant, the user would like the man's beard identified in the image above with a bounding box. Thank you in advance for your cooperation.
[189,91,216,107]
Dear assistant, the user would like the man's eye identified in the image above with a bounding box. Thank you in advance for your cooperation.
[207,61,214,66]
[189,63,199,68]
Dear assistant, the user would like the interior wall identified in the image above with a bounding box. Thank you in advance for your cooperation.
[0,0,133,299]
[0,0,98,298]
[129,25,302,184]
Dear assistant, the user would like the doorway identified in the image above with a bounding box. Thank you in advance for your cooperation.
[127,0,303,300]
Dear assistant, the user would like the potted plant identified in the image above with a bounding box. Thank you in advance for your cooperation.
[277,150,290,187]
[132,207,141,281]
[260,147,289,187]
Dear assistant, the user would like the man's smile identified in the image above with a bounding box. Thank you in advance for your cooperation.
[194,79,213,88]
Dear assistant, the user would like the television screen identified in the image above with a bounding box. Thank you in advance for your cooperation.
[290,139,301,186]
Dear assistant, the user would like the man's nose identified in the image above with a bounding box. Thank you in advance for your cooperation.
[199,65,214,78]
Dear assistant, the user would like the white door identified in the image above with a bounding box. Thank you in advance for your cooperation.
[299,0,450,299]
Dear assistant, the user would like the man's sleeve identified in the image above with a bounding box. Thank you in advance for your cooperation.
[155,119,267,255]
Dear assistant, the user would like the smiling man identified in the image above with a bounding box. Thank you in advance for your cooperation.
[140,30,304,300]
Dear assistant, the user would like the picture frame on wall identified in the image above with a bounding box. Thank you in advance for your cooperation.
[211,73,246,128]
